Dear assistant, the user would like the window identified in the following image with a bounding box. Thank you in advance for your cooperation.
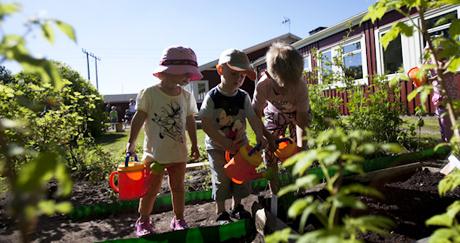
[184,80,209,102]
[380,33,403,74]
[317,36,367,86]
[426,10,458,39]
[320,50,333,76]
[343,42,363,79]
[304,54,312,72]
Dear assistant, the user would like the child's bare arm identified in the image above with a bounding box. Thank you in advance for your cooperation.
[295,111,309,148]
[201,117,238,152]
[253,106,275,151]
[247,113,268,149]
[126,110,147,154]
[186,115,200,160]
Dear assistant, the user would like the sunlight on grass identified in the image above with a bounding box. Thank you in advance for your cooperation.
[96,121,257,162]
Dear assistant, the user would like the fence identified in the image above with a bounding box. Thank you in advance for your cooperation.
[321,80,437,115]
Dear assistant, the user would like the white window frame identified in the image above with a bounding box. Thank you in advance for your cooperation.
[425,6,460,38]
[184,80,209,102]
[375,5,460,78]
[303,53,312,72]
[317,35,368,88]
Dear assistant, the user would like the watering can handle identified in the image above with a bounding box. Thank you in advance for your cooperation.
[248,144,261,156]
[275,137,293,144]
[125,152,139,167]
[109,171,119,193]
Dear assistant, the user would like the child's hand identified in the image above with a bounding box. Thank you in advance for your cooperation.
[224,138,241,154]
[126,142,136,155]
[190,145,200,160]
[257,136,268,151]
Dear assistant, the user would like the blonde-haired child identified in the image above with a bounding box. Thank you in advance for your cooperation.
[252,42,311,194]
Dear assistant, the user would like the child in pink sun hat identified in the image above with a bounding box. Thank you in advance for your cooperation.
[126,46,201,236]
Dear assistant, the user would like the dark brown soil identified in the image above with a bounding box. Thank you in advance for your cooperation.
[279,165,457,243]
[359,167,459,242]
[0,168,265,242]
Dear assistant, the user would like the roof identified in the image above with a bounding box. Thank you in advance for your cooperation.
[252,4,458,67]
[252,10,368,67]
[198,33,301,71]
[103,93,137,103]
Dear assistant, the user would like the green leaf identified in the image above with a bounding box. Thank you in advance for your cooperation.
[407,86,422,101]
[292,150,317,176]
[428,228,458,243]
[426,213,453,227]
[439,170,460,196]
[381,22,413,50]
[41,22,55,44]
[447,57,460,73]
[55,202,73,213]
[363,3,387,23]
[54,20,77,42]
[278,184,299,197]
[427,201,460,227]
[0,3,21,18]
[346,215,394,236]
[38,200,55,215]
[449,19,460,38]
[380,143,403,153]
[333,195,366,209]
[265,228,291,243]
[288,198,310,218]
[340,184,383,198]
[296,174,319,189]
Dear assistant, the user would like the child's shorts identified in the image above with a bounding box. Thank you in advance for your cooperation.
[207,149,251,201]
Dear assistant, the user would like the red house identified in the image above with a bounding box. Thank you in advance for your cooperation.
[252,5,460,115]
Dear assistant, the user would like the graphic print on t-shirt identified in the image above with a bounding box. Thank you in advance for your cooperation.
[210,88,245,140]
[152,101,183,143]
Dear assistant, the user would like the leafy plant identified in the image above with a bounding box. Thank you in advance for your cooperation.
[266,128,400,242]
[0,2,78,242]
[345,75,406,144]
[308,81,343,134]
[364,0,460,242]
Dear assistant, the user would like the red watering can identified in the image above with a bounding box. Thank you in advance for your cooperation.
[274,137,299,162]
[109,153,151,200]
[224,144,263,184]
[407,67,427,87]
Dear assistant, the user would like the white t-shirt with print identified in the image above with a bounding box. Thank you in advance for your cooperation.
[136,85,197,164]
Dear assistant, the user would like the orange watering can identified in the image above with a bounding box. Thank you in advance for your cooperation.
[407,67,427,87]
[224,144,263,184]
[109,153,151,200]
[274,137,299,162]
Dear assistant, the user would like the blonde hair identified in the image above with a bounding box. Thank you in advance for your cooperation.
[266,42,304,87]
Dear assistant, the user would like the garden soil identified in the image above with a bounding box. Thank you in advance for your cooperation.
[0,168,267,242]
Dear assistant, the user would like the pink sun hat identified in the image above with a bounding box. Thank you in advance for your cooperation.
[153,46,203,81]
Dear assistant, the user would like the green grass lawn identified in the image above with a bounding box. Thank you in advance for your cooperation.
[97,122,257,160]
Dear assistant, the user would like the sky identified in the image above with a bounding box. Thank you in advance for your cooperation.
[3,0,374,95]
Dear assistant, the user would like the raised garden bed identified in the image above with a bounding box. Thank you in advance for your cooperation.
[0,151,455,242]
[267,162,456,243]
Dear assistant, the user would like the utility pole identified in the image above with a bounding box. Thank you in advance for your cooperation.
[89,53,101,91]
[282,16,291,33]
[82,48,90,80]
[82,49,101,91]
